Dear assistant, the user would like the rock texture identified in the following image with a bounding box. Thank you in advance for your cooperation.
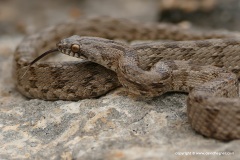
[1,0,240,160]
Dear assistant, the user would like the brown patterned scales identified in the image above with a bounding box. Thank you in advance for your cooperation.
[14,17,240,140]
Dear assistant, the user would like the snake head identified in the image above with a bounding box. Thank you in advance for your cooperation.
[57,35,126,71]
[56,35,105,62]
[57,35,87,59]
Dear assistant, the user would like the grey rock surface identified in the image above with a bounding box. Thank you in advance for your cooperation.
[1,37,239,160]
[1,0,240,160]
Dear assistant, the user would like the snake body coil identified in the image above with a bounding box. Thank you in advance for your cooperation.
[14,17,240,140]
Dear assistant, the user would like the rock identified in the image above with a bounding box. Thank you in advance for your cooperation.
[0,37,238,159]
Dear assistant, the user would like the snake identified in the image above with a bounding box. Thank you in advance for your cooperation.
[14,17,240,141]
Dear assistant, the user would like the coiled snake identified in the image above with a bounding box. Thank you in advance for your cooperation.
[14,17,240,140]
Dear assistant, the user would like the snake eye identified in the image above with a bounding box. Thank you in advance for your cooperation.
[71,44,80,52]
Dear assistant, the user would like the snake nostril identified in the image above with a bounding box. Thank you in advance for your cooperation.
[56,43,62,49]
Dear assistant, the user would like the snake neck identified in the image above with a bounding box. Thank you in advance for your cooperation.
[116,48,172,96]
[86,39,172,96]
[59,36,172,96]
[77,37,130,72]
[76,39,169,86]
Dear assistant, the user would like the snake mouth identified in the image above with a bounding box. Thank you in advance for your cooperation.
[59,47,87,60]
[60,48,71,55]
[79,54,88,59]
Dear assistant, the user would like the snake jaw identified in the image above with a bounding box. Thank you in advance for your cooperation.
[57,42,74,57]
[79,54,88,59]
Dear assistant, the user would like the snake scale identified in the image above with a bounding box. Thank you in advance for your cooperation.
[14,17,240,140]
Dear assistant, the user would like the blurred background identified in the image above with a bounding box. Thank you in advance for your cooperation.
[0,0,240,37]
